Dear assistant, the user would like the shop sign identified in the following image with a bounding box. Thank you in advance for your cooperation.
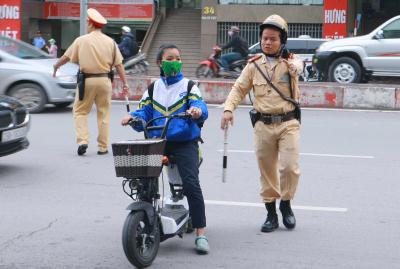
[44,0,153,21]
[0,0,21,40]
[323,0,348,39]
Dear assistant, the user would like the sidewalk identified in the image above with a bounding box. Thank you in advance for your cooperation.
[112,76,400,110]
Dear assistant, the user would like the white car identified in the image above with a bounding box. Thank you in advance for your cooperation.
[248,37,327,81]
[0,35,78,113]
[313,15,400,83]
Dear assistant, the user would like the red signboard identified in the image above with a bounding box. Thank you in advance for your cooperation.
[323,0,348,39]
[44,0,153,21]
[0,0,21,40]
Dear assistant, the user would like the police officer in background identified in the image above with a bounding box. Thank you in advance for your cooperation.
[53,8,129,156]
[220,15,303,233]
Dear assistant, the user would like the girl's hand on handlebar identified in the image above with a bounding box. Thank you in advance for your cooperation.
[187,107,202,119]
[121,115,133,126]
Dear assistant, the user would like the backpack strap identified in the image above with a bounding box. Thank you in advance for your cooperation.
[186,80,204,130]
[186,80,195,108]
[148,80,193,103]
[147,81,156,101]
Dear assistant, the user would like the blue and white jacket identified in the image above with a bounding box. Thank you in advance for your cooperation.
[130,73,208,142]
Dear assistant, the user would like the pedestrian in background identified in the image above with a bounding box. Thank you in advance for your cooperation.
[32,31,45,50]
[53,8,130,156]
[220,14,303,233]
[47,38,58,58]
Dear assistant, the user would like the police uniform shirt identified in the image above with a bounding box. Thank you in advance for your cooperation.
[224,54,303,115]
[64,29,123,74]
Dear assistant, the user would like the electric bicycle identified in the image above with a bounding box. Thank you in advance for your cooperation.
[112,113,197,268]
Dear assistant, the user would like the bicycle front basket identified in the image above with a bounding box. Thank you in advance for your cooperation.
[112,139,166,178]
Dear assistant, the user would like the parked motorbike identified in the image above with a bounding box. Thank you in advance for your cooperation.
[123,52,149,75]
[196,46,247,79]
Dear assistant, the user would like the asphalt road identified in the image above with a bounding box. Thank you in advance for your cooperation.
[1,104,399,269]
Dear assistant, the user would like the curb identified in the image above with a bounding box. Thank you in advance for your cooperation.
[112,76,400,110]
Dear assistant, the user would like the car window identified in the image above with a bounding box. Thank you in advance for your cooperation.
[287,39,308,54]
[306,40,326,54]
[0,36,50,59]
[249,43,261,54]
[382,19,400,39]
[249,39,326,55]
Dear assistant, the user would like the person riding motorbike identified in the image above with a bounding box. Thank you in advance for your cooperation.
[220,26,249,71]
[118,26,138,60]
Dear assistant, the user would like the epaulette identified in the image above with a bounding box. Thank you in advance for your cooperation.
[247,54,262,63]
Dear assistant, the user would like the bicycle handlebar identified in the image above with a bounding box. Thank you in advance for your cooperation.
[128,112,192,139]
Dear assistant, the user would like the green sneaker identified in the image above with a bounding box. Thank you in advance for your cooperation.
[195,235,209,254]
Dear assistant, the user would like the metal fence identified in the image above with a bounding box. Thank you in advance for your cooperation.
[217,22,323,47]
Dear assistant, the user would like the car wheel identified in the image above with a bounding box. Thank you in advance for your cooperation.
[328,57,362,84]
[9,83,47,113]
[54,102,72,108]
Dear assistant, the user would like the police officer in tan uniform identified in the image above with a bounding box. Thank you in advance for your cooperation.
[221,14,303,233]
[53,8,129,156]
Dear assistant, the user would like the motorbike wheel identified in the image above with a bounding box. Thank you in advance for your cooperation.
[196,64,214,78]
[122,211,160,268]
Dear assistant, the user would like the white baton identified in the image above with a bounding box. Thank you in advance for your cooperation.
[125,95,130,113]
[222,125,229,183]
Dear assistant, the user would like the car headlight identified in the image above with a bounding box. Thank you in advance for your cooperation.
[56,75,77,83]
[317,43,329,52]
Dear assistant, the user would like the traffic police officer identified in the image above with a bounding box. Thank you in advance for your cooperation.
[220,14,303,232]
[53,8,129,156]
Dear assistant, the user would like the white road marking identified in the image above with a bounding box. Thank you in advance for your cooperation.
[217,149,375,159]
[113,101,400,113]
[207,103,400,113]
[205,199,347,212]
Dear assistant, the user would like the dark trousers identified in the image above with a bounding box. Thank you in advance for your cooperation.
[220,52,243,69]
[165,140,206,228]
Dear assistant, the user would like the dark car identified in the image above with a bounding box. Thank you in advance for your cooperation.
[0,95,30,157]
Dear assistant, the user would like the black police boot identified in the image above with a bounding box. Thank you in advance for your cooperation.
[77,144,88,156]
[279,200,296,230]
[261,201,279,233]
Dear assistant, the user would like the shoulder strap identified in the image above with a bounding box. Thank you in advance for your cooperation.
[187,79,195,93]
[148,81,156,101]
[252,61,298,107]
[149,80,193,103]
[186,80,195,107]
[186,80,204,129]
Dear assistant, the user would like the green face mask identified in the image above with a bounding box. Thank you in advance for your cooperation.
[161,61,182,77]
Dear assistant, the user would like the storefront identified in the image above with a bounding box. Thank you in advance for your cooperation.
[16,0,154,55]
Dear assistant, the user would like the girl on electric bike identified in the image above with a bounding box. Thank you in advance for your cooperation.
[121,44,210,254]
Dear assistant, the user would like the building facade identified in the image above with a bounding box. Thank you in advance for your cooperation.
[1,0,398,58]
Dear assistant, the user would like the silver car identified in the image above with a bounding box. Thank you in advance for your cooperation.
[0,35,78,113]
[313,15,400,83]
